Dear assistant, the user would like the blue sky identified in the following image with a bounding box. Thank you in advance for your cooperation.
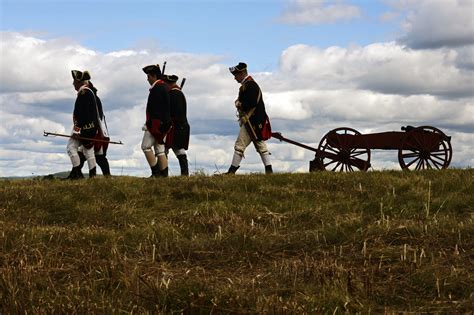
[1,0,473,177]
[2,0,400,70]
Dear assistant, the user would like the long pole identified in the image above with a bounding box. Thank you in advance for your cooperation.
[271,132,318,152]
[238,107,258,141]
[43,131,123,145]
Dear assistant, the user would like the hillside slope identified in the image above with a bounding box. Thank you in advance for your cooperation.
[1,170,473,313]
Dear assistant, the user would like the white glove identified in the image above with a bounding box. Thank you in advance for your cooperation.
[71,127,81,138]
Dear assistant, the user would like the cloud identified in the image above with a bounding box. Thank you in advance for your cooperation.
[454,46,474,70]
[378,11,400,23]
[0,32,472,177]
[396,0,474,49]
[278,42,474,99]
[0,109,66,144]
[279,0,361,25]
[0,32,97,93]
[265,91,314,120]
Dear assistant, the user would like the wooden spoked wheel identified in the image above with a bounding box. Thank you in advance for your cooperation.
[316,127,371,172]
[398,126,452,170]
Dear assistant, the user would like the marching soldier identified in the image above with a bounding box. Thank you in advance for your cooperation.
[78,81,111,176]
[66,70,99,179]
[226,62,273,174]
[163,74,190,176]
[141,64,171,177]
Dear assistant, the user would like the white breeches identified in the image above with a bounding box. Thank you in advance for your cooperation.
[231,125,271,167]
[78,145,104,156]
[234,125,269,156]
[141,130,166,156]
[67,138,96,170]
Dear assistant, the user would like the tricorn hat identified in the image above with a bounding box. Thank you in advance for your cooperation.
[142,64,162,76]
[229,62,247,75]
[71,70,91,81]
[163,74,179,83]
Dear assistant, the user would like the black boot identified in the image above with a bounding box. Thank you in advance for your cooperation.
[159,167,169,178]
[65,166,83,180]
[74,152,86,179]
[89,167,97,178]
[265,165,273,174]
[177,154,189,176]
[78,152,86,169]
[226,165,239,174]
[150,163,161,177]
[96,155,111,176]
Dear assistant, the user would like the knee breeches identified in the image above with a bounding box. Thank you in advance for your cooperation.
[142,130,166,156]
[67,137,95,168]
[233,125,269,156]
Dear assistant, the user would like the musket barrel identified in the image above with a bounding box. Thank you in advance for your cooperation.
[238,107,258,141]
[162,61,167,76]
[43,131,123,144]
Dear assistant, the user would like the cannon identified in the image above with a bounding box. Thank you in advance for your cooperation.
[271,126,452,172]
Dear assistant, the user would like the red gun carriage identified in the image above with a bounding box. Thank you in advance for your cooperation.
[272,126,452,172]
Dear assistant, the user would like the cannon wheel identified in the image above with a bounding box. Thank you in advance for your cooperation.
[398,126,452,170]
[316,127,371,172]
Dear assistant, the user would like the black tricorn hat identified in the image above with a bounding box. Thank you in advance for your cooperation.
[229,62,247,75]
[142,64,162,76]
[163,74,179,83]
[71,70,91,81]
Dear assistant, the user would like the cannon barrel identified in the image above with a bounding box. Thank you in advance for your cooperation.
[271,132,318,153]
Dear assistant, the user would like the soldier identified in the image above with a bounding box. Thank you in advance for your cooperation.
[141,64,171,177]
[66,70,99,179]
[162,74,190,176]
[77,81,111,176]
[226,62,273,174]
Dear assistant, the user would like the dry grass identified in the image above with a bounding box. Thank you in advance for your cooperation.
[1,169,473,314]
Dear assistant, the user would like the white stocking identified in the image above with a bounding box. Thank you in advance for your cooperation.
[231,151,243,167]
[83,146,96,170]
[260,152,271,166]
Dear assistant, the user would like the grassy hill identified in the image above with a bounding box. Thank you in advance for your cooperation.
[1,170,473,313]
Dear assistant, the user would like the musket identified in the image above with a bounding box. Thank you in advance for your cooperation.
[180,78,186,89]
[43,131,124,145]
[238,107,258,141]
[162,61,167,76]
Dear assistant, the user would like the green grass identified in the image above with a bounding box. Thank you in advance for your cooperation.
[1,169,473,313]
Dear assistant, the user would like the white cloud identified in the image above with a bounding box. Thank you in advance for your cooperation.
[0,32,472,177]
[395,0,474,49]
[379,11,399,23]
[279,0,361,24]
[278,42,474,98]
[105,50,146,58]
[0,32,97,93]
[0,110,66,142]
[265,91,314,120]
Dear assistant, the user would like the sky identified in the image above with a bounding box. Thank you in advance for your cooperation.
[0,0,473,177]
